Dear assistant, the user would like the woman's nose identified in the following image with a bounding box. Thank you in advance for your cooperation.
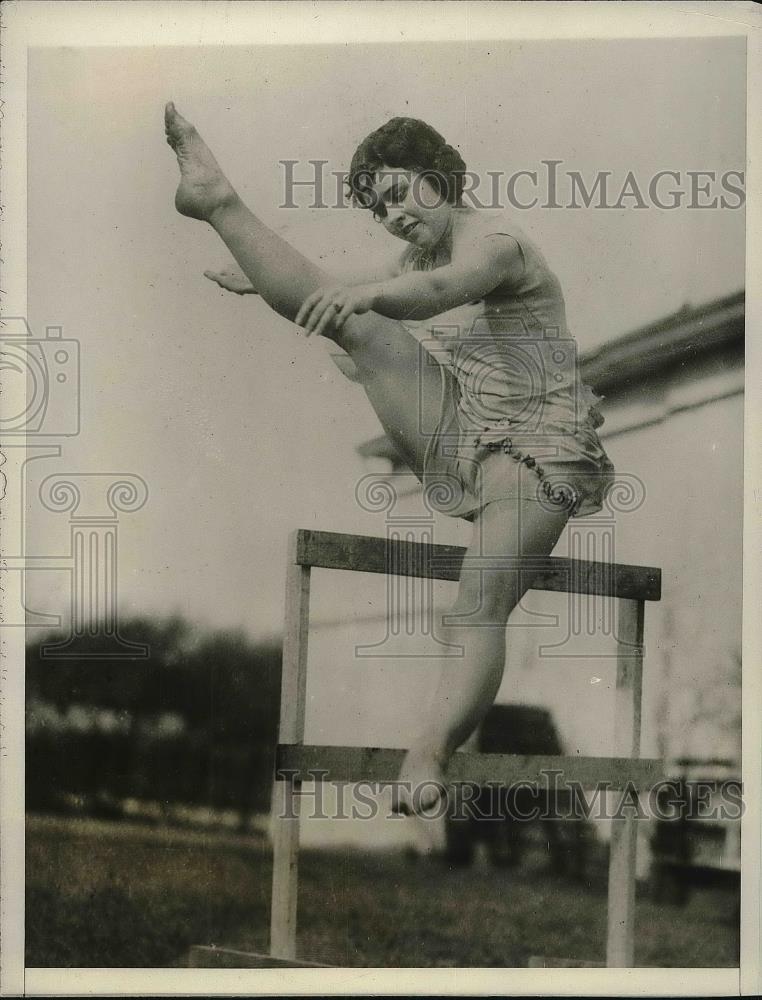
[386,207,412,232]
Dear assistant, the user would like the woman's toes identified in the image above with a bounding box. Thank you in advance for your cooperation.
[164,102,198,150]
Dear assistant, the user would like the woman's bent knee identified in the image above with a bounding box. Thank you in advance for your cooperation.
[337,313,416,367]
[450,570,519,627]
[333,314,379,356]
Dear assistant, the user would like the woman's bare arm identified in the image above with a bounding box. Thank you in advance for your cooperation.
[296,235,524,335]
[204,251,402,297]
[368,235,523,320]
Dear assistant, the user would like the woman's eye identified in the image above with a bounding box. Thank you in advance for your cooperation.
[384,183,408,207]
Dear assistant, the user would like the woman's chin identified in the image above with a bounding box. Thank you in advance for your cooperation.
[410,228,433,248]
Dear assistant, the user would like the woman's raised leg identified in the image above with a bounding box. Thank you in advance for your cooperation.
[165,102,444,476]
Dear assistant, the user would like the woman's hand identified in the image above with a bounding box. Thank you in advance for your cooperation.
[295,283,378,337]
[204,268,258,295]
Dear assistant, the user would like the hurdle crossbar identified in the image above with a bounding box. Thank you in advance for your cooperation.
[190,527,663,970]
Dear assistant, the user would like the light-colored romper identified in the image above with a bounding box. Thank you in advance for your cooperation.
[400,212,616,521]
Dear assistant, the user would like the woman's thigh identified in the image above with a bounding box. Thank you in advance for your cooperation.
[341,311,454,480]
[450,495,570,625]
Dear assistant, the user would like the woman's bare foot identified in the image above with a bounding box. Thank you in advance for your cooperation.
[394,747,449,817]
[165,102,237,222]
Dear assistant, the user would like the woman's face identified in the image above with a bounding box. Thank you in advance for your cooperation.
[369,165,453,250]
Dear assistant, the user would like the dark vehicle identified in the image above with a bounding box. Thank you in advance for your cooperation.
[444,703,590,877]
[649,758,741,905]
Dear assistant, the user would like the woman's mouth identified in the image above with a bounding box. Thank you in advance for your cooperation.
[401,220,419,238]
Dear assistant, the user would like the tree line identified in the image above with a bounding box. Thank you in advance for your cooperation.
[26,616,282,820]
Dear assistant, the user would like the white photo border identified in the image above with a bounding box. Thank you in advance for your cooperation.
[1,1,759,996]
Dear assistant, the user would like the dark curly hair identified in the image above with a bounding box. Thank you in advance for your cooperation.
[347,117,467,212]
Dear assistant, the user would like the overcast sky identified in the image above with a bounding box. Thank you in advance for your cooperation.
[25,37,745,639]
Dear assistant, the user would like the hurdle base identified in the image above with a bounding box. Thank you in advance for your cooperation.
[528,955,607,968]
[188,945,331,968]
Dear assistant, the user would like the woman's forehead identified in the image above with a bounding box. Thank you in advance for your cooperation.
[371,166,413,193]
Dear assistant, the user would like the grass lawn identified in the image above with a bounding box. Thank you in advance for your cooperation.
[26,813,739,968]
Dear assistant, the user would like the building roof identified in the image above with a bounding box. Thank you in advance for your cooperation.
[357,289,744,461]
[581,289,744,393]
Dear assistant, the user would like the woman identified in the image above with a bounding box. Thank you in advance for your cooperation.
[165,103,614,814]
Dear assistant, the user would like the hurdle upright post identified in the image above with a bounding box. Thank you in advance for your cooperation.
[606,597,645,967]
[270,531,311,960]
[189,528,661,969]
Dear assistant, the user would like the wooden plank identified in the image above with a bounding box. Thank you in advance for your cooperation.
[528,956,606,968]
[295,527,465,581]
[270,778,301,961]
[188,945,330,968]
[279,535,312,746]
[294,529,661,601]
[270,535,312,961]
[606,598,645,968]
[276,745,663,791]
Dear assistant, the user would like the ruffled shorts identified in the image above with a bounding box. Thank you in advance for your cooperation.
[422,369,616,521]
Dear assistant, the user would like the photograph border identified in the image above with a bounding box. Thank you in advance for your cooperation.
[1,1,759,995]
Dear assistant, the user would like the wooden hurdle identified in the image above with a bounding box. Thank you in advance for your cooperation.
[189,527,662,970]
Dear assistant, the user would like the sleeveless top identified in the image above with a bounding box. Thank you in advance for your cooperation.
[398,209,614,516]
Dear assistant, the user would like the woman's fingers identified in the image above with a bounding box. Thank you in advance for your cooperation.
[204,269,257,295]
[300,296,323,336]
[297,286,361,337]
[295,288,326,327]
[204,269,234,288]
[303,292,338,336]
[313,300,342,338]
[304,297,334,337]
[334,302,356,329]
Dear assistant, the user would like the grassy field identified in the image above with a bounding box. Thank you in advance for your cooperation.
[26,813,739,968]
